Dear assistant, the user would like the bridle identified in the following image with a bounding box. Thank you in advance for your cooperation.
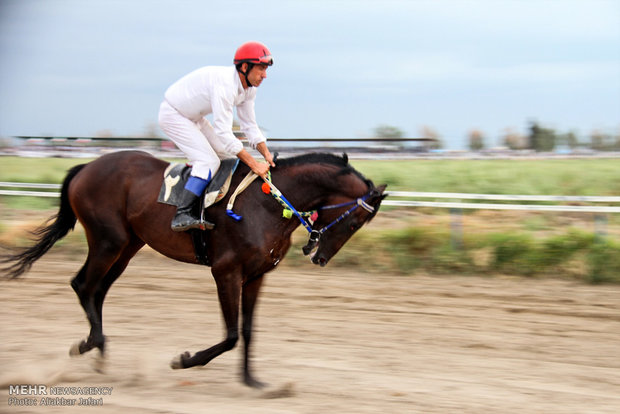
[261,173,376,255]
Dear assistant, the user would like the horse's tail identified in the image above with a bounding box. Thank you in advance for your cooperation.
[1,163,86,279]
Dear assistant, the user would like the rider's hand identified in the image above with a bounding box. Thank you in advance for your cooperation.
[256,142,276,167]
[237,148,270,178]
[263,151,276,167]
[251,161,270,178]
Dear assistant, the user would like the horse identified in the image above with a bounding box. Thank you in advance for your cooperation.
[2,150,386,388]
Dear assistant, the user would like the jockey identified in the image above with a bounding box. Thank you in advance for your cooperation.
[158,41,276,232]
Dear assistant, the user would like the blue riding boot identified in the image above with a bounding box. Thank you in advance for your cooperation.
[171,176,214,232]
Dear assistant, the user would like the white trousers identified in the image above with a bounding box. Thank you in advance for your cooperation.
[158,100,232,180]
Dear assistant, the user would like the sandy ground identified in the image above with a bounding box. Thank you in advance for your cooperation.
[1,251,620,414]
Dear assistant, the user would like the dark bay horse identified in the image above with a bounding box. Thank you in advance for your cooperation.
[2,150,386,387]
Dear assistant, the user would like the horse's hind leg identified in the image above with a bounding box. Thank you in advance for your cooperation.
[70,257,104,356]
[70,237,141,359]
[94,238,145,327]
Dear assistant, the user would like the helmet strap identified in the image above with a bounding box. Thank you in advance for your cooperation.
[237,62,255,88]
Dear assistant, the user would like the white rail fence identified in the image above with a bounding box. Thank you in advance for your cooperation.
[3,182,617,247]
[383,191,620,213]
[0,182,62,198]
[2,182,620,213]
[380,191,619,247]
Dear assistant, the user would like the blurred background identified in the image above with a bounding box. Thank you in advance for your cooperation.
[1,2,620,412]
[1,0,620,273]
[1,0,619,284]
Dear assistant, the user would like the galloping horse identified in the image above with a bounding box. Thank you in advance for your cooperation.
[2,150,386,387]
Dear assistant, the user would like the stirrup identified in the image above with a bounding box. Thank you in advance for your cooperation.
[171,214,214,232]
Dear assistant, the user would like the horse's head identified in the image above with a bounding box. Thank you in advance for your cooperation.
[300,156,387,266]
[307,183,387,266]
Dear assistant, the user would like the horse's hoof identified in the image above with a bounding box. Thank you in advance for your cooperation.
[69,341,83,357]
[260,382,295,399]
[244,375,267,389]
[93,354,106,374]
[170,352,189,370]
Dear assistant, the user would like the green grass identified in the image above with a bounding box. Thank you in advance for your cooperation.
[0,156,93,183]
[2,156,619,193]
[350,158,620,196]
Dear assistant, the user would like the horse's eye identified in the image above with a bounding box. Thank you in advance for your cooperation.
[349,223,359,232]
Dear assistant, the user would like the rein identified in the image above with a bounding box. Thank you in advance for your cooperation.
[261,172,375,255]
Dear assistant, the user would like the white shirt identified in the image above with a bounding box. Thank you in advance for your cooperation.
[164,65,266,154]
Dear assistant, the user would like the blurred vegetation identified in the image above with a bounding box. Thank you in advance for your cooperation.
[285,221,620,284]
[1,155,619,284]
[372,124,404,139]
[369,121,619,152]
[350,158,620,196]
[4,156,619,197]
[468,129,485,151]
[506,121,620,152]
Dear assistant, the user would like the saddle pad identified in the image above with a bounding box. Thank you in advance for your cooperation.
[158,159,239,209]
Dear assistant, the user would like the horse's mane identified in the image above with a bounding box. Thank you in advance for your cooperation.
[274,152,348,168]
[274,152,374,188]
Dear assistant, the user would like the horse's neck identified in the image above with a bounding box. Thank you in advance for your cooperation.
[274,164,364,210]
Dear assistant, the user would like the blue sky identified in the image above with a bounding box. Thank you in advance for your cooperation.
[1,0,619,149]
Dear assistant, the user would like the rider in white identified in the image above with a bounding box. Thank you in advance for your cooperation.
[158,41,275,232]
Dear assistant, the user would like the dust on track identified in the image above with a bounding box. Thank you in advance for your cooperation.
[1,251,619,413]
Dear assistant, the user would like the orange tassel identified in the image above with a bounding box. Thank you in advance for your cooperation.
[261,182,271,194]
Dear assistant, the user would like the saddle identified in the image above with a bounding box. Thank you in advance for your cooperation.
[157,159,239,266]
[158,159,239,209]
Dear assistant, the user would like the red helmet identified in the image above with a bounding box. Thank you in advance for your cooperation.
[234,41,273,66]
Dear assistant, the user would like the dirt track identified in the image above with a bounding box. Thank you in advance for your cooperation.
[1,251,620,413]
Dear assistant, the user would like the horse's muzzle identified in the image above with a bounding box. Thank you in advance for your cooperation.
[310,252,328,267]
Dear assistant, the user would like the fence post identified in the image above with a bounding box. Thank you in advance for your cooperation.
[594,214,608,242]
[450,208,463,250]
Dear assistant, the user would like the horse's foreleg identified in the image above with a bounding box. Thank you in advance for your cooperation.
[241,274,266,388]
[171,272,242,370]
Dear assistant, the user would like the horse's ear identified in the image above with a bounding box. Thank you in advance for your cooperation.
[342,153,348,164]
[366,184,387,221]
[373,184,387,196]
[369,184,388,201]
[272,151,279,166]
